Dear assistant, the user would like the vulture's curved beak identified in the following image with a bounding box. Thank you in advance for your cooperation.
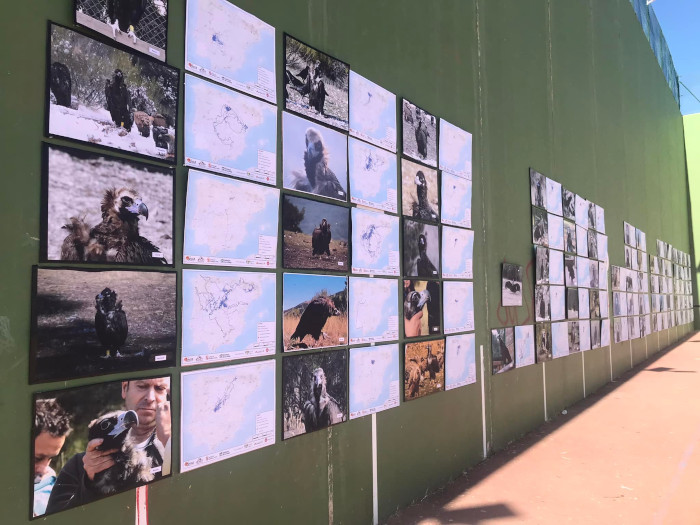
[127,200,149,220]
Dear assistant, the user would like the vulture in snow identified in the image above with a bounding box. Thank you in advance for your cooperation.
[95,287,128,358]
[107,0,147,44]
[60,187,167,265]
[411,171,438,222]
[50,62,72,108]
[312,218,331,256]
[105,69,133,131]
[290,295,340,344]
[302,367,343,432]
[290,128,347,200]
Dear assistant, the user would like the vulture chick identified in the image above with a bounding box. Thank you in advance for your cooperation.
[87,410,154,494]
[107,0,147,44]
[411,171,438,222]
[290,295,340,344]
[60,187,167,265]
[312,218,331,256]
[95,288,128,358]
[105,69,133,131]
[291,128,347,200]
[416,234,438,277]
[302,367,343,432]
[415,118,429,159]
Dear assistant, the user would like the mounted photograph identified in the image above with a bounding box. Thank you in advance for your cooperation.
[403,279,441,338]
[532,207,548,246]
[402,219,440,278]
[401,159,439,222]
[402,99,437,167]
[530,168,546,208]
[404,339,445,400]
[491,327,515,374]
[42,143,173,265]
[47,23,178,163]
[501,263,523,307]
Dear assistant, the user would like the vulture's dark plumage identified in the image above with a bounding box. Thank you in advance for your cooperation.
[107,0,147,43]
[60,187,167,265]
[411,171,438,222]
[291,128,347,200]
[302,367,343,432]
[50,62,72,108]
[425,345,441,381]
[415,118,429,159]
[105,69,133,131]
[95,288,128,357]
[290,295,340,343]
[312,218,331,256]
[87,410,153,494]
[416,234,438,277]
[403,288,430,322]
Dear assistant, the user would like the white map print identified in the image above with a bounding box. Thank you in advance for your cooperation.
[349,72,397,152]
[183,170,279,267]
[181,360,275,472]
[182,270,276,365]
[185,0,276,103]
[351,208,400,276]
[439,119,472,179]
[348,138,397,212]
[349,277,399,343]
[515,325,535,367]
[446,334,476,390]
[185,75,276,184]
[443,281,474,334]
[349,344,399,418]
[441,172,472,228]
[441,226,474,279]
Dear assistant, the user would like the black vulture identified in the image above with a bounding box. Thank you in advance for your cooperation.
[291,128,347,200]
[107,0,147,44]
[425,344,441,381]
[302,367,343,432]
[50,62,71,108]
[60,187,167,265]
[87,410,153,494]
[415,117,429,159]
[312,218,331,256]
[290,295,340,344]
[94,288,128,358]
[416,234,438,277]
[411,171,438,222]
[403,288,430,321]
[105,69,133,131]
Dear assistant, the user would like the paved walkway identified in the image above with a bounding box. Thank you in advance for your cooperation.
[387,333,700,525]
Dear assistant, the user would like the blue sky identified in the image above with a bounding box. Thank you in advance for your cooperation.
[652,0,700,115]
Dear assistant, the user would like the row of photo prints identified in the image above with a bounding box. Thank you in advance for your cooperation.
[32,333,478,517]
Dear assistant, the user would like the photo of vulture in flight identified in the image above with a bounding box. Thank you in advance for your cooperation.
[105,69,133,131]
[107,0,147,44]
[60,187,167,265]
[290,295,341,346]
[283,112,348,201]
[95,287,128,358]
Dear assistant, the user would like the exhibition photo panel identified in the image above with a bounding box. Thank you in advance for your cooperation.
[404,339,445,400]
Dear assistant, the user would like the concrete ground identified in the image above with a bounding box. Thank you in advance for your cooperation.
[387,333,700,525]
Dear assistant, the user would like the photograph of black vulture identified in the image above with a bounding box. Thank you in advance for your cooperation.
[491,327,515,374]
[403,219,440,278]
[501,263,523,307]
[282,111,348,201]
[401,159,439,223]
[42,143,173,265]
[284,34,349,130]
[282,349,347,439]
[403,279,441,338]
[282,273,348,351]
[282,195,349,272]
[535,322,552,362]
[47,23,179,163]
[402,99,437,167]
[75,0,168,61]
[31,374,171,517]
[404,339,445,400]
[30,267,176,383]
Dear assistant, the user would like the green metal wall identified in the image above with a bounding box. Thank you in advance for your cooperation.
[685,113,700,327]
[0,1,692,524]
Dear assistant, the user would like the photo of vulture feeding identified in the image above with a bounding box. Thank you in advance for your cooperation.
[282,349,347,439]
[283,273,348,351]
[75,0,169,60]
[402,219,440,278]
[43,144,174,265]
[284,34,349,131]
[30,267,176,383]
[402,99,437,167]
[47,24,178,163]
[404,339,445,400]
[401,159,439,223]
[283,112,348,201]
[282,195,349,271]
